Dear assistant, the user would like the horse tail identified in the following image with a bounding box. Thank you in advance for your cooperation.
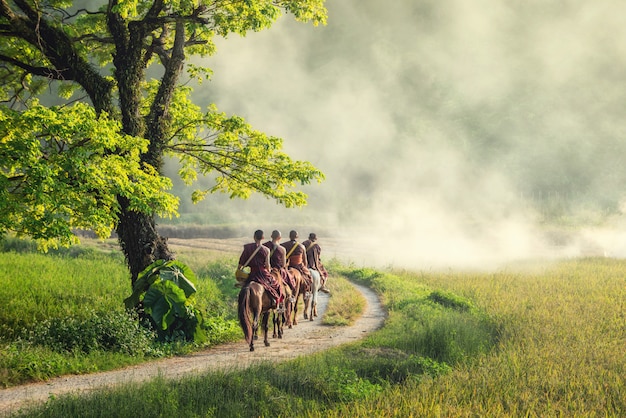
[238,286,252,345]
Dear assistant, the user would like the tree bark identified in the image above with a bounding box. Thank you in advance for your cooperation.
[109,16,191,288]
[116,197,174,286]
[107,6,177,287]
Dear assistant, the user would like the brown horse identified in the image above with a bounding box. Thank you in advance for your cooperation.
[238,281,273,351]
[270,268,286,339]
[285,267,311,328]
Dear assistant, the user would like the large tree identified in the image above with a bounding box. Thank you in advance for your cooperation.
[0,0,326,285]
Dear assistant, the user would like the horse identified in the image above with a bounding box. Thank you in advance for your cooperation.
[304,268,321,321]
[238,281,273,351]
[284,267,305,328]
[270,268,286,339]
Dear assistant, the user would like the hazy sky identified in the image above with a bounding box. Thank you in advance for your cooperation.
[174,0,626,269]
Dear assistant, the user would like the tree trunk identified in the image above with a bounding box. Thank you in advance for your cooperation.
[107,13,178,287]
[116,197,174,287]
[115,20,187,288]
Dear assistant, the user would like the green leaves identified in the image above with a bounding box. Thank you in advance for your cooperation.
[0,102,178,250]
[124,259,204,342]
[143,281,187,331]
[165,94,325,208]
[0,0,327,252]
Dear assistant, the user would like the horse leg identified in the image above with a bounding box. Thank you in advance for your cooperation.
[239,286,255,351]
[276,311,283,339]
[310,269,320,320]
[304,292,313,321]
[250,311,260,351]
[285,301,293,329]
[286,291,296,328]
[292,294,299,326]
[262,311,270,347]
[280,312,285,338]
[272,312,277,338]
[273,309,284,338]
[311,288,317,320]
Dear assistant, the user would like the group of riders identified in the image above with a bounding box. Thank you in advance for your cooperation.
[237,229,330,310]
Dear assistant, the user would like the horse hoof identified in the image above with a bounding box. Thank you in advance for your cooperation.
[264,341,270,347]
[253,335,258,340]
[250,346,255,352]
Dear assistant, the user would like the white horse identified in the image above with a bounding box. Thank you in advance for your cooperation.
[304,268,321,321]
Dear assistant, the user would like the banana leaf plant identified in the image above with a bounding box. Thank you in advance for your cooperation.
[124,260,206,343]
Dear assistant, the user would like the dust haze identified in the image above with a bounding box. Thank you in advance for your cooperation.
[167,0,626,269]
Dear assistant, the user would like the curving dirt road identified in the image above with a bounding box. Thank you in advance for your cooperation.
[0,282,385,416]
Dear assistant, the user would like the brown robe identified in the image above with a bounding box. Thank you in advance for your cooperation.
[281,240,312,289]
[239,242,282,302]
[263,240,297,293]
[302,239,328,285]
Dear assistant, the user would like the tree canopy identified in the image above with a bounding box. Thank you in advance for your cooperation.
[0,0,326,260]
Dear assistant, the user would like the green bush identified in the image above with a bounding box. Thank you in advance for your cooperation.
[27,310,158,355]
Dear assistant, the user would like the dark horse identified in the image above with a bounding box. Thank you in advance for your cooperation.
[238,270,286,351]
[238,281,273,351]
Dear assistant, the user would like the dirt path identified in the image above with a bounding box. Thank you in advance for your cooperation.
[0,283,385,416]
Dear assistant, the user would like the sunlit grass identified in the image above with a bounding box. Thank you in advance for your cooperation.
[4,237,624,417]
[334,258,626,417]
[0,242,244,388]
[11,262,499,417]
[0,240,361,390]
[323,274,366,326]
[0,251,130,339]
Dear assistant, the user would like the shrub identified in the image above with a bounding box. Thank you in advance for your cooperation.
[124,260,207,343]
[27,310,157,355]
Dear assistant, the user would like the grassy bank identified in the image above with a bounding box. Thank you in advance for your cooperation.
[0,238,362,388]
[0,238,240,387]
[3,238,624,416]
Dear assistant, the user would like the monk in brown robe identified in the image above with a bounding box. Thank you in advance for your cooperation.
[281,230,312,290]
[263,230,297,294]
[302,232,330,293]
[238,230,283,307]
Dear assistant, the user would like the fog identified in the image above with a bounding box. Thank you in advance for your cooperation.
[169,0,626,269]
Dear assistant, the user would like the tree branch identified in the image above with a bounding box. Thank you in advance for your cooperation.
[0,53,70,80]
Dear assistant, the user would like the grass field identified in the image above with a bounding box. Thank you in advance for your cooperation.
[2,238,624,417]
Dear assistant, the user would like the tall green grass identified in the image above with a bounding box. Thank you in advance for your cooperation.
[1,253,125,330]
[4,240,624,417]
[0,240,242,387]
[9,263,501,417]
